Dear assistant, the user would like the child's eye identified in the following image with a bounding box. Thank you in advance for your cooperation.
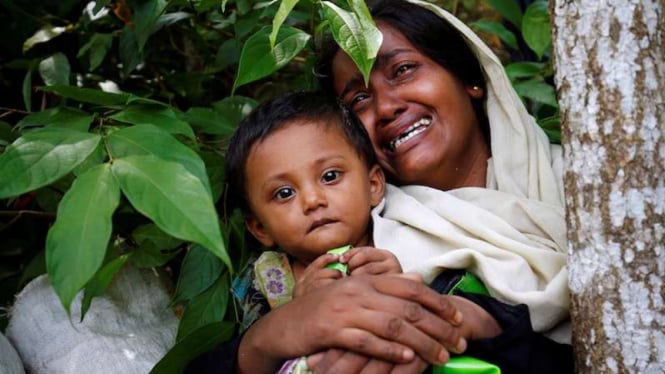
[350,92,369,106]
[321,170,341,184]
[273,187,294,200]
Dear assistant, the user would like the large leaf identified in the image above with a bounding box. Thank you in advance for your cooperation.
[172,244,223,305]
[504,62,545,80]
[133,0,169,52]
[111,156,230,267]
[77,33,113,71]
[15,107,95,132]
[40,85,130,107]
[513,79,558,108]
[182,107,235,136]
[233,25,310,93]
[176,273,229,340]
[110,104,195,139]
[471,20,519,51]
[23,25,66,53]
[0,128,101,199]
[522,1,551,60]
[39,53,70,86]
[322,1,382,86]
[46,164,120,311]
[130,223,184,268]
[149,321,235,374]
[106,124,211,195]
[486,0,523,30]
[269,0,299,48]
[81,253,132,319]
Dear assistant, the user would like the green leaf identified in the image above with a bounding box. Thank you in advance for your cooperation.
[81,253,131,320]
[211,96,257,126]
[538,114,561,144]
[471,20,519,51]
[133,223,185,249]
[119,30,142,76]
[233,25,310,93]
[23,25,66,53]
[200,150,225,202]
[133,0,168,52]
[46,164,120,311]
[106,124,211,195]
[110,104,195,139]
[504,61,545,80]
[130,223,184,268]
[16,107,96,132]
[172,244,223,305]
[214,39,242,70]
[322,1,382,86]
[77,33,113,71]
[39,53,71,86]
[0,121,17,144]
[176,273,229,340]
[149,321,235,374]
[22,69,32,112]
[93,0,111,14]
[154,12,191,31]
[269,0,299,48]
[486,0,523,29]
[111,156,230,268]
[0,128,101,199]
[522,1,551,60]
[182,107,235,136]
[39,85,130,107]
[513,79,558,108]
[73,141,106,176]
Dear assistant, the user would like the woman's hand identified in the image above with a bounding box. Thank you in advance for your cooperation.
[308,349,428,374]
[237,274,466,373]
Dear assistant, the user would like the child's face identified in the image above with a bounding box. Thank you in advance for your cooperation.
[244,121,385,263]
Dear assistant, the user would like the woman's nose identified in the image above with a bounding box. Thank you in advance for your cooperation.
[374,89,406,126]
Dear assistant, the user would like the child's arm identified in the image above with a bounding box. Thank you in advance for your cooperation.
[292,253,344,299]
[341,246,402,275]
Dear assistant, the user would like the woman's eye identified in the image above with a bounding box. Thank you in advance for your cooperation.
[395,63,414,77]
[273,187,294,200]
[350,92,369,106]
[321,170,341,183]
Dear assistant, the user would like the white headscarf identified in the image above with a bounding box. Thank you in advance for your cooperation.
[372,0,569,342]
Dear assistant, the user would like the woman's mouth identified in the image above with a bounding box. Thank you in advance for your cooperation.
[388,118,431,151]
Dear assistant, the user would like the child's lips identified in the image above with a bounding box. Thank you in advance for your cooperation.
[308,218,337,232]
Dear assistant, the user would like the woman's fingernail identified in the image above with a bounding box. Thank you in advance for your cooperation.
[453,310,463,325]
[437,349,449,364]
[456,338,467,353]
[402,348,414,361]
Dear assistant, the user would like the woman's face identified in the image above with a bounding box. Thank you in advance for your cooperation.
[331,21,489,190]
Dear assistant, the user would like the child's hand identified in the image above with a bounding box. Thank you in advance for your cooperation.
[341,246,402,275]
[293,253,344,298]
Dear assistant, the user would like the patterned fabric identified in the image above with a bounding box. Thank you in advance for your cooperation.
[231,251,295,332]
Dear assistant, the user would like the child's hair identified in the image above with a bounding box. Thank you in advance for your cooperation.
[225,91,378,213]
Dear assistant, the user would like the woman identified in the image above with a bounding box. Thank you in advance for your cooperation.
[188,0,571,372]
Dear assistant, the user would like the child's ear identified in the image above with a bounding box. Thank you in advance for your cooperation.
[245,214,275,247]
[368,164,385,207]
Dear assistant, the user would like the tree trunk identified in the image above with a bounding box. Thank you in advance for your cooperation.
[552,0,665,372]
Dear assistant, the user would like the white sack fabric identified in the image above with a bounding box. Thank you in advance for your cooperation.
[373,0,569,342]
[0,332,24,374]
[6,266,178,374]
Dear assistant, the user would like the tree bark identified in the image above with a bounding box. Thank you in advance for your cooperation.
[552,0,665,372]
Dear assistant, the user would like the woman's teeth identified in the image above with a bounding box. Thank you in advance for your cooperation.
[389,118,431,151]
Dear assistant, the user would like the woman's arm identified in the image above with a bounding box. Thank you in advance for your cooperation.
[236,274,467,373]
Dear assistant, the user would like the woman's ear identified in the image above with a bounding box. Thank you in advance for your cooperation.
[466,85,484,99]
[245,215,275,247]
[368,164,386,207]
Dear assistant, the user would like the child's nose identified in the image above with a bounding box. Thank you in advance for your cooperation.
[301,185,327,212]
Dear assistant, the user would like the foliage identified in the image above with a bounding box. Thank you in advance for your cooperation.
[0,0,558,368]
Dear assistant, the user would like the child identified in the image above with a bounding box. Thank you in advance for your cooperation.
[225,90,401,319]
